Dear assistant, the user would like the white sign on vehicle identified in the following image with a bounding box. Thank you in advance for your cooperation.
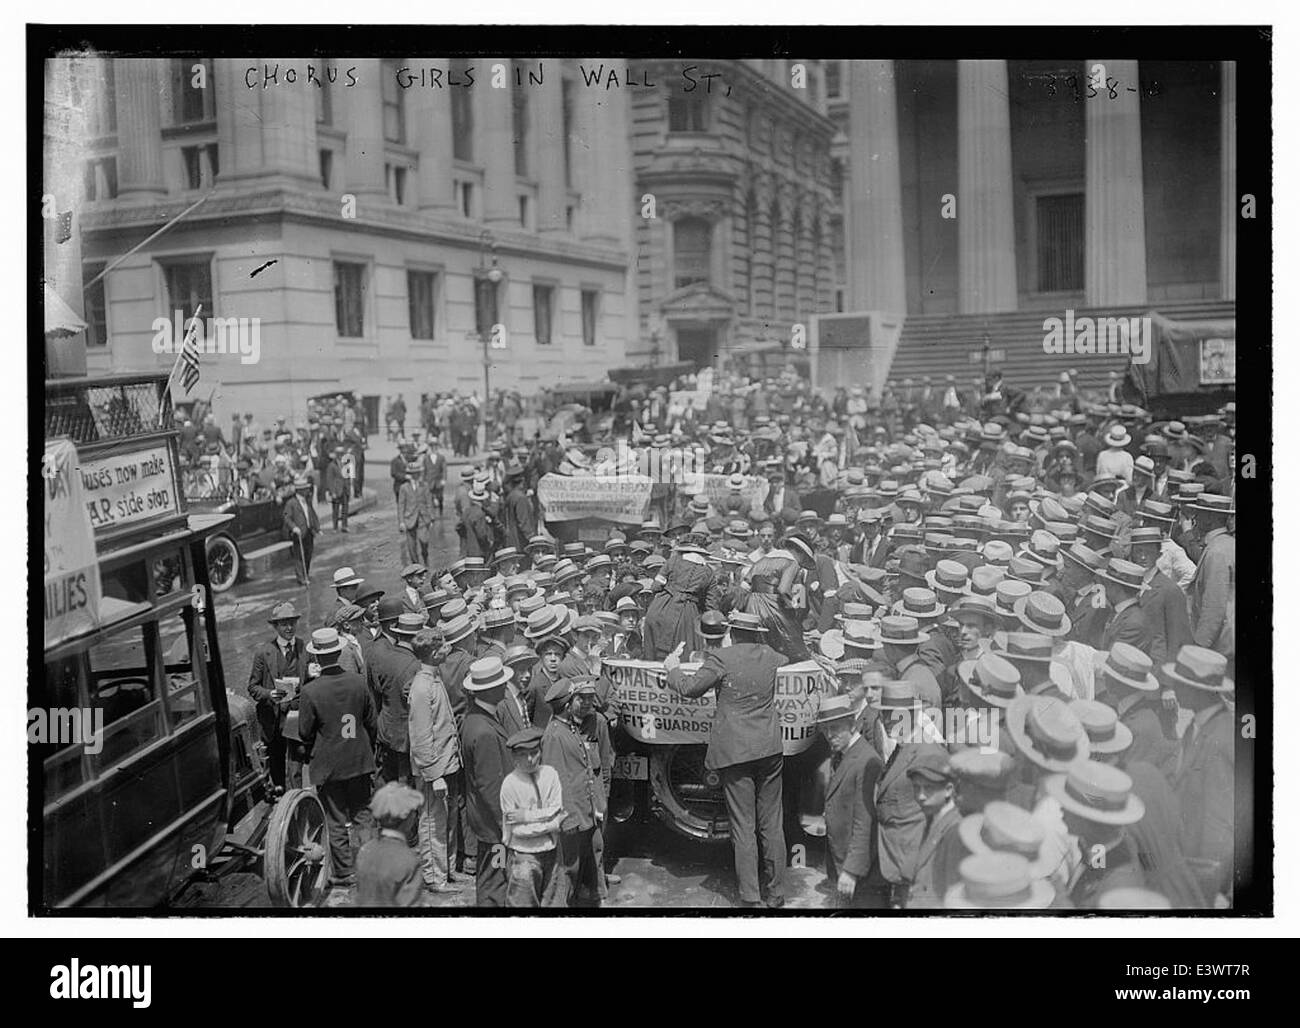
[79,444,179,533]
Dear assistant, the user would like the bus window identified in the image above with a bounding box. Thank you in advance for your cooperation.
[100,560,150,605]
[87,625,164,768]
[151,547,190,599]
[160,608,206,731]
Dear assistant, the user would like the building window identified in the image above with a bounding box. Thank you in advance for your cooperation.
[451,61,474,161]
[83,156,118,202]
[668,94,708,133]
[518,195,529,229]
[825,60,843,99]
[316,75,332,125]
[181,144,218,190]
[533,284,554,345]
[561,79,574,187]
[474,277,500,339]
[458,181,475,219]
[381,59,405,144]
[319,149,333,190]
[581,289,599,347]
[386,164,408,205]
[1035,192,1085,292]
[171,58,215,124]
[162,258,213,326]
[512,86,529,177]
[565,205,575,232]
[83,262,108,347]
[408,270,438,340]
[674,217,712,289]
[334,261,366,338]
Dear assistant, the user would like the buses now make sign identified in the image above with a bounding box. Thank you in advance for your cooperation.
[79,444,179,532]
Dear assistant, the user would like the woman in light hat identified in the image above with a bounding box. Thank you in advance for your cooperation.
[1095,423,1135,484]
[640,537,718,662]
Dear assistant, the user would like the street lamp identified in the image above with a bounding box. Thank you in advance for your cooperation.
[475,229,505,448]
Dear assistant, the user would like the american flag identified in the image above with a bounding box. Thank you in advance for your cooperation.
[178,309,202,393]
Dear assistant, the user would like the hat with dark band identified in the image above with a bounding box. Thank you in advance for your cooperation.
[1160,645,1233,694]
[464,656,513,692]
[1044,760,1145,827]
[1069,699,1134,756]
[944,853,1054,910]
[699,610,728,640]
[1096,558,1145,590]
[958,801,1053,878]
[1013,592,1072,638]
[1006,695,1089,772]
[957,652,1022,709]
[728,611,769,635]
[306,627,343,655]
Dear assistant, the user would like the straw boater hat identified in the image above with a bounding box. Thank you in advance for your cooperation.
[1095,558,1145,591]
[993,580,1032,620]
[1069,699,1134,756]
[728,611,769,635]
[842,619,882,655]
[1012,592,1072,638]
[879,614,929,646]
[948,593,1000,630]
[1005,556,1047,587]
[1104,424,1132,449]
[1098,642,1159,693]
[958,800,1056,879]
[391,612,425,637]
[870,679,919,713]
[1187,493,1235,517]
[814,692,867,728]
[957,652,1022,709]
[437,612,477,646]
[306,627,343,656]
[925,559,970,602]
[1019,530,1063,571]
[1160,645,1234,694]
[464,656,513,692]
[501,644,539,671]
[1044,760,1145,827]
[1005,694,1089,772]
[944,852,1054,910]
[891,587,946,622]
[966,566,1005,597]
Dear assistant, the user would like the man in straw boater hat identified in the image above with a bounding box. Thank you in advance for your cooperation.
[878,612,942,712]
[1136,498,1196,589]
[1096,557,1152,652]
[947,798,1066,902]
[540,675,607,907]
[332,565,364,607]
[247,601,308,789]
[1186,493,1236,660]
[943,851,1055,911]
[1127,525,1194,670]
[814,692,882,908]
[1095,642,1178,776]
[664,611,788,907]
[499,726,565,907]
[1164,645,1235,903]
[522,605,573,729]
[1045,760,1148,908]
[458,656,516,906]
[407,628,462,896]
[297,627,378,892]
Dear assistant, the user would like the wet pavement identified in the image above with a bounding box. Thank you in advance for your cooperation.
[195,440,834,911]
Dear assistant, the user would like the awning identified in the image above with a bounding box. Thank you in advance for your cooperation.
[44,283,87,337]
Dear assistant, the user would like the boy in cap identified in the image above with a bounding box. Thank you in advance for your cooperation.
[499,727,565,907]
[815,694,883,908]
[355,783,425,907]
[540,676,606,907]
[904,749,961,909]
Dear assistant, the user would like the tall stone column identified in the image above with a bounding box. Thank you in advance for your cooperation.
[1085,59,1148,306]
[571,58,630,246]
[534,65,567,234]
[215,60,265,181]
[477,63,517,227]
[345,58,386,198]
[1219,60,1237,301]
[411,58,455,212]
[847,60,906,313]
[261,59,318,184]
[115,58,166,198]
[957,59,1018,313]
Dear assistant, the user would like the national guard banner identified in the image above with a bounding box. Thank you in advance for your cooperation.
[536,472,654,523]
[603,658,834,755]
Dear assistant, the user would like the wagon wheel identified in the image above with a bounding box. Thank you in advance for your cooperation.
[206,534,241,593]
[648,745,730,843]
[264,788,331,907]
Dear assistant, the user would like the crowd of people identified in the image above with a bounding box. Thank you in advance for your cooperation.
[242,366,1238,910]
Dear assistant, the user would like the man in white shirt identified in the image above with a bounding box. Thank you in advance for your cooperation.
[499,726,565,907]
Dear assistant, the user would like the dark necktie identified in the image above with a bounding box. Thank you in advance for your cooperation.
[831,752,843,773]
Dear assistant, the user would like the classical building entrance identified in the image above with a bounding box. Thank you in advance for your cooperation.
[675,327,717,369]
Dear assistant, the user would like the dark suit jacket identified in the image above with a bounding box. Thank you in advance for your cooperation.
[824,736,882,880]
[460,705,512,844]
[1174,705,1234,898]
[1101,600,1151,651]
[355,834,424,907]
[496,689,532,738]
[906,804,964,908]
[437,646,474,721]
[874,739,948,885]
[280,494,320,542]
[1139,569,1193,669]
[1118,699,1179,780]
[1068,589,1109,649]
[366,636,420,752]
[247,636,309,742]
[670,642,785,771]
[297,666,377,783]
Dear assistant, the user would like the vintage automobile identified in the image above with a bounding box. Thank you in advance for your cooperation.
[40,373,330,910]
[182,463,291,593]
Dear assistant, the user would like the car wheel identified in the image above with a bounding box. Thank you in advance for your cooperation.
[206,534,241,593]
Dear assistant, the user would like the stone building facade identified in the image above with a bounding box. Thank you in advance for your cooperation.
[63,56,636,425]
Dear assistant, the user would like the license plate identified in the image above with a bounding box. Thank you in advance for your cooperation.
[612,754,649,781]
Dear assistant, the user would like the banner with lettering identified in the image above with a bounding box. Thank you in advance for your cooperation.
[699,473,765,514]
[537,472,653,524]
[602,658,834,755]
[43,440,103,649]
